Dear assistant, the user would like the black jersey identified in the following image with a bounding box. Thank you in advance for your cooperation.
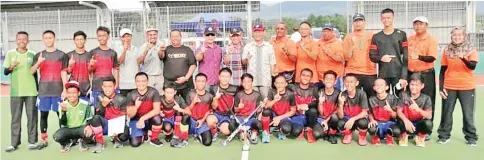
[160,95,187,118]
[208,84,239,114]
[369,29,408,79]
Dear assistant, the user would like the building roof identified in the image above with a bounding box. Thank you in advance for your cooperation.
[1,1,108,12]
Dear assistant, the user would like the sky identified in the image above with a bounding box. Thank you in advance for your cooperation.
[103,0,284,10]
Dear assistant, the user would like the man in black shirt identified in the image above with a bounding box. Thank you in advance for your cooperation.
[369,8,408,95]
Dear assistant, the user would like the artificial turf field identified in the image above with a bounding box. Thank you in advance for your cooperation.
[1,88,482,160]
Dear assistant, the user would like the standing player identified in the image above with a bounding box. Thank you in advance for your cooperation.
[67,31,92,101]
[234,73,265,144]
[126,72,163,147]
[206,68,239,140]
[295,22,319,83]
[270,22,297,84]
[138,27,166,94]
[313,70,341,144]
[196,27,223,90]
[397,73,433,147]
[159,82,187,143]
[316,24,345,90]
[30,30,69,149]
[223,27,245,86]
[4,31,39,152]
[369,8,408,95]
[263,75,297,142]
[367,78,401,146]
[407,17,438,139]
[184,73,214,146]
[116,28,140,96]
[337,74,369,146]
[343,13,376,98]
[287,68,319,143]
[90,26,120,108]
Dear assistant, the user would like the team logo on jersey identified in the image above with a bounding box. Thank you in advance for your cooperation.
[27,57,33,63]
[79,111,85,116]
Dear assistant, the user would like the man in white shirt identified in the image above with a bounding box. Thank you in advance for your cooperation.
[115,28,140,96]
[138,26,166,95]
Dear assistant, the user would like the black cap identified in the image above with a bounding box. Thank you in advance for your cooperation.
[230,27,243,35]
[353,13,365,21]
[322,23,334,30]
[204,27,216,35]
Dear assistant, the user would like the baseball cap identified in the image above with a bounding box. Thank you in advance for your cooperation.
[230,27,243,35]
[413,16,429,24]
[353,13,365,21]
[204,27,216,35]
[146,26,158,32]
[252,24,265,31]
[322,23,334,30]
[65,81,80,90]
[119,28,132,37]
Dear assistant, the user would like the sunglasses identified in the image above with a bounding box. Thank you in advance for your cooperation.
[205,33,216,37]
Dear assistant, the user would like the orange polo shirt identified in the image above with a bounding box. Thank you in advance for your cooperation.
[441,50,479,90]
[408,33,438,72]
[316,37,344,80]
[343,31,376,75]
[270,37,297,73]
[295,39,319,83]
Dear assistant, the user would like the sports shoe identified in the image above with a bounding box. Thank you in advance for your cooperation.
[92,142,104,153]
[78,139,89,151]
[28,144,39,150]
[193,135,200,143]
[466,140,477,147]
[261,131,270,143]
[170,138,188,148]
[36,140,48,150]
[165,134,173,143]
[278,133,287,140]
[342,130,352,144]
[357,130,368,146]
[399,133,408,147]
[437,138,450,144]
[5,146,17,153]
[212,132,219,142]
[113,137,123,148]
[328,135,338,144]
[143,133,149,142]
[249,131,258,144]
[386,135,395,146]
[416,135,426,147]
[306,128,316,143]
[425,134,431,141]
[60,140,74,153]
[150,139,164,147]
[371,136,381,146]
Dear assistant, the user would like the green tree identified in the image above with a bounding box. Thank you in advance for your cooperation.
[283,17,299,34]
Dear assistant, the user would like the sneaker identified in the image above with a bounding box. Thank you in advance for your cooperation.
[212,132,219,142]
[113,137,123,148]
[193,135,200,143]
[149,139,164,147]
[386,135,395,146]
[278,133,287,140]
[342,130,352,144]
[328,135,338,144]
[78,139,89,151]
[165,134,173,143]
[306,128,316,143]
[171,138,188,148]
[28,144,38,150]
[466,140,477,147]
[416,135,426,147]
[399,133,408,147]
[437,138,450,144]
[261,131,270,143]
[425,134,431,141]
[371,136,381,146]
[36,140,48,150]
[60,140,74,153]
[249,131,258,144]
[143,133,149,143]
[357,130,368,146]
[92,142,104,153]
[5,146,17,153]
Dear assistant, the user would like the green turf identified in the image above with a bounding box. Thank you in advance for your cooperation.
[1,89,483,160]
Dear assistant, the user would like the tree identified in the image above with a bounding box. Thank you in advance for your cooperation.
[283,17,299,34]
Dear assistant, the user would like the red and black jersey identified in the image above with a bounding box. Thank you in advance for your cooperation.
[186,90,213,120]
[398,92,432,121]
[318,88,340,119]
[91,47,119,91]
[342,89,369,117]
[267,89,296,116]
[208,84,239,114]
[160,95,187,119]
[33,49,68,96]
[287,83,318,114]
[126,87,161,119]
[96,93,127,120]
[368,94,399,122]
[67,50,92,96]
[234,90,263,117]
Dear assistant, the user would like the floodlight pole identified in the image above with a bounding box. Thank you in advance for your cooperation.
[247,1,252,41]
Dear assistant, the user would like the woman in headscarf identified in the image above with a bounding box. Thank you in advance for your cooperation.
[437,26,479,147]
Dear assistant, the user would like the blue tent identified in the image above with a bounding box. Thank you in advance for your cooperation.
[170,13,241,35]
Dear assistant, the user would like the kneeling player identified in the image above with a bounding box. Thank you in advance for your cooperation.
[234,73,265,144]
[314,70,340,144]
[287,68,319,143]
[92,77,130,152]
[53,81,95,153]
[368,78,401,146]
[184,73,214,146]
[397,73,433,147]
[263,75,297,142]
[160,83,187,143]
[207,68,239,140]
[337,74,369,146]
[126,72,163,147]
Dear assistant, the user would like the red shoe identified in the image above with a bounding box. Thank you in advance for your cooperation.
[386,135,395,146]
[306,128,316,143]
[372,135,381,146]
[297,129,305,139]
[342,130,352,144]
[357,130,368,146]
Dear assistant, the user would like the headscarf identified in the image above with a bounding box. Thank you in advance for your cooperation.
[445,26,475,59]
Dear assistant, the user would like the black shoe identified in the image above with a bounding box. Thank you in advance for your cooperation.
[466,140,477,147]
[143,134,149,143]
[150,139,164,147]
[328,135,338,144]
[165,134,173,143]
[36,141,48,150]
[5,146,18,153]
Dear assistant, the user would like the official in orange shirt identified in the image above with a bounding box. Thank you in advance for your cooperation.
[316,24,344,90]
[295,21,318,83]
[344,13,376,98]
[437,27,479,147]
[270,22,297,84]
[407,17,438,133]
